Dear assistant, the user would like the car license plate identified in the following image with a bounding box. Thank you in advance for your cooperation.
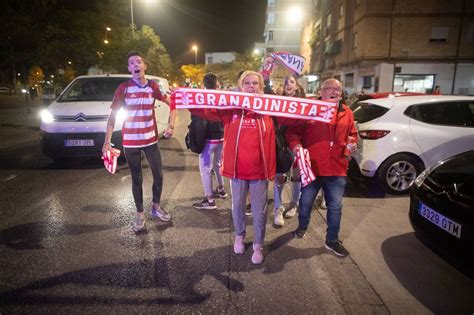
[64,139,94,147]
[418,202,461,238]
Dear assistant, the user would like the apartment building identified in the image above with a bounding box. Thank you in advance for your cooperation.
[257,0,312,83]
[300,0,474,95]
[204,52,236,65]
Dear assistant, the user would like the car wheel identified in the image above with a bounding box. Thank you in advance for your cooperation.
[377,153,424,195]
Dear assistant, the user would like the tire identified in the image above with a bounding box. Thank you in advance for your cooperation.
[376,153,424,195]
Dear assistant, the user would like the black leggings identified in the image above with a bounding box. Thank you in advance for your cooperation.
[124,144,163,212]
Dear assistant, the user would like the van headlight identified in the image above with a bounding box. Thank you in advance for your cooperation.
[116,108,127,121]
[40,109,54,123]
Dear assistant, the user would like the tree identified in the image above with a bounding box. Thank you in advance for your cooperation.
[180,64,206,87]
[27,66,44,89]
[206,50,263,87]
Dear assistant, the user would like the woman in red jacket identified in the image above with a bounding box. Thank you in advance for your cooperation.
[192,70,276,264]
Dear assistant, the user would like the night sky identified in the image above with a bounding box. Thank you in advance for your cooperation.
[133,0,267,63]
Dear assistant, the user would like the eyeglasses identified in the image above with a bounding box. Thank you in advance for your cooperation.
[322,87,342,92]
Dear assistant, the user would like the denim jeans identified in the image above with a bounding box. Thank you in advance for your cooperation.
[298,176,347,243]
[199,141,224,197]
[230,178,268,245]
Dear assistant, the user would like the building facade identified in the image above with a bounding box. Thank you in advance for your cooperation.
[256,0,312,86]
[300,0,474,95]
[204,52,236,65]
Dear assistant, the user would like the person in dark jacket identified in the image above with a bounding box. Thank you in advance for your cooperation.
[192,73,228,210]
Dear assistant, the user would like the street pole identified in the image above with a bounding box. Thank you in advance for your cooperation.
[130,0,135,40]
[192,45,198,65]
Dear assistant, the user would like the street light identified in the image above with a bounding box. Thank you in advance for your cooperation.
[192,45,198,65]
[130,0,156,40]
[104,26,111,44]
[286,6,303,24]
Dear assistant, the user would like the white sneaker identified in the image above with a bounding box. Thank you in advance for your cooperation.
[252,244,264,264]
[273,207,284,227]
[319,198,327,209]
[234,235,245,254]
[132,214,146,232]
[284,204,297,218]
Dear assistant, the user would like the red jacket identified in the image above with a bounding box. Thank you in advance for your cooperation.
[285,104,358,176]
[191,108,276,180]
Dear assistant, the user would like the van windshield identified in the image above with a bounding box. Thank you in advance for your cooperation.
[58,77,129,102]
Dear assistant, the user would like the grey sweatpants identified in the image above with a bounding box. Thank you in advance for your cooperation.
[230,178,268,245]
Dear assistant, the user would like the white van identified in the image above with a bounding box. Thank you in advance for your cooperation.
[40,74,170,161]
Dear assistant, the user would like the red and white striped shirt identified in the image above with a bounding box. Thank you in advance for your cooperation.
[111,79,164,148]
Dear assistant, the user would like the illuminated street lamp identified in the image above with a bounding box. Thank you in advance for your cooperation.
[192,45,198,64]
[104,26,111,44]
[130,0,156,40]
[286,6,303,24]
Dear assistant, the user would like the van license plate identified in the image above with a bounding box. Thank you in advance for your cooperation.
[418,202,461,238]
[65,139,94,147]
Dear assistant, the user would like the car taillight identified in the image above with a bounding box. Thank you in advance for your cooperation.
[358,130,390,139]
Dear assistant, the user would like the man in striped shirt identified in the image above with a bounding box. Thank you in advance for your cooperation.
[103,51,176,232]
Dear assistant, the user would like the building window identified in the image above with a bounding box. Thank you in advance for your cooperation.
[266,47,274,53]
[327,13,332,28]
[353,32,358,49]
[345,73,354,88]
[363,76,373,88]
[340,4,344,17]
[268,0,275,6]
[393,74,434,93]
[430,26,449,43]
[207,56,213,64]
[268,30,274,41]
[267,13,275,25]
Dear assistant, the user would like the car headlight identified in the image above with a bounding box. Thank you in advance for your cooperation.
[414,169,429,188]
[414,159,446,188]
[40,109,54,123]
[116,108,127,121]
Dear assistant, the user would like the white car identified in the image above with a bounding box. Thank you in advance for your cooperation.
[349,95,474,194]
[40,74,170,161]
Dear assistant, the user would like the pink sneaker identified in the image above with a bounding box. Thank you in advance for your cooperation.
[252,244,264,264]
[234,235,245,254]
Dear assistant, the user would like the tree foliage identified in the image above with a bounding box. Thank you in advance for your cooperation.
[180,64,207,86]
[206,50,262,87]
[1,0,173,88]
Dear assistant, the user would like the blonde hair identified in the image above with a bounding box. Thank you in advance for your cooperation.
[238,70,264,93]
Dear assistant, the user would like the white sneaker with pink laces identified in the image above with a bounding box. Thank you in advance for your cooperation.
[234,235,245,254]
[252,243,264,264]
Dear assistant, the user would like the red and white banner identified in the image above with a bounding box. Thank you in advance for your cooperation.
[102,148,121,174]
[173,88,337,122]
[271,52,306,77]
[295,147,316,187]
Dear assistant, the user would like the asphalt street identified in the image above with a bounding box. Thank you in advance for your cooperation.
[0,95,472,314]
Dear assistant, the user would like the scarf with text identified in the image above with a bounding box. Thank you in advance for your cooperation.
[172,88,337,122]
[102,147,121,174]
[271,52,306,77]
[295,147,316,187]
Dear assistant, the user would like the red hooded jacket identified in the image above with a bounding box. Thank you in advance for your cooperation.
[285,103,358,176]
[191,108,276,180]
